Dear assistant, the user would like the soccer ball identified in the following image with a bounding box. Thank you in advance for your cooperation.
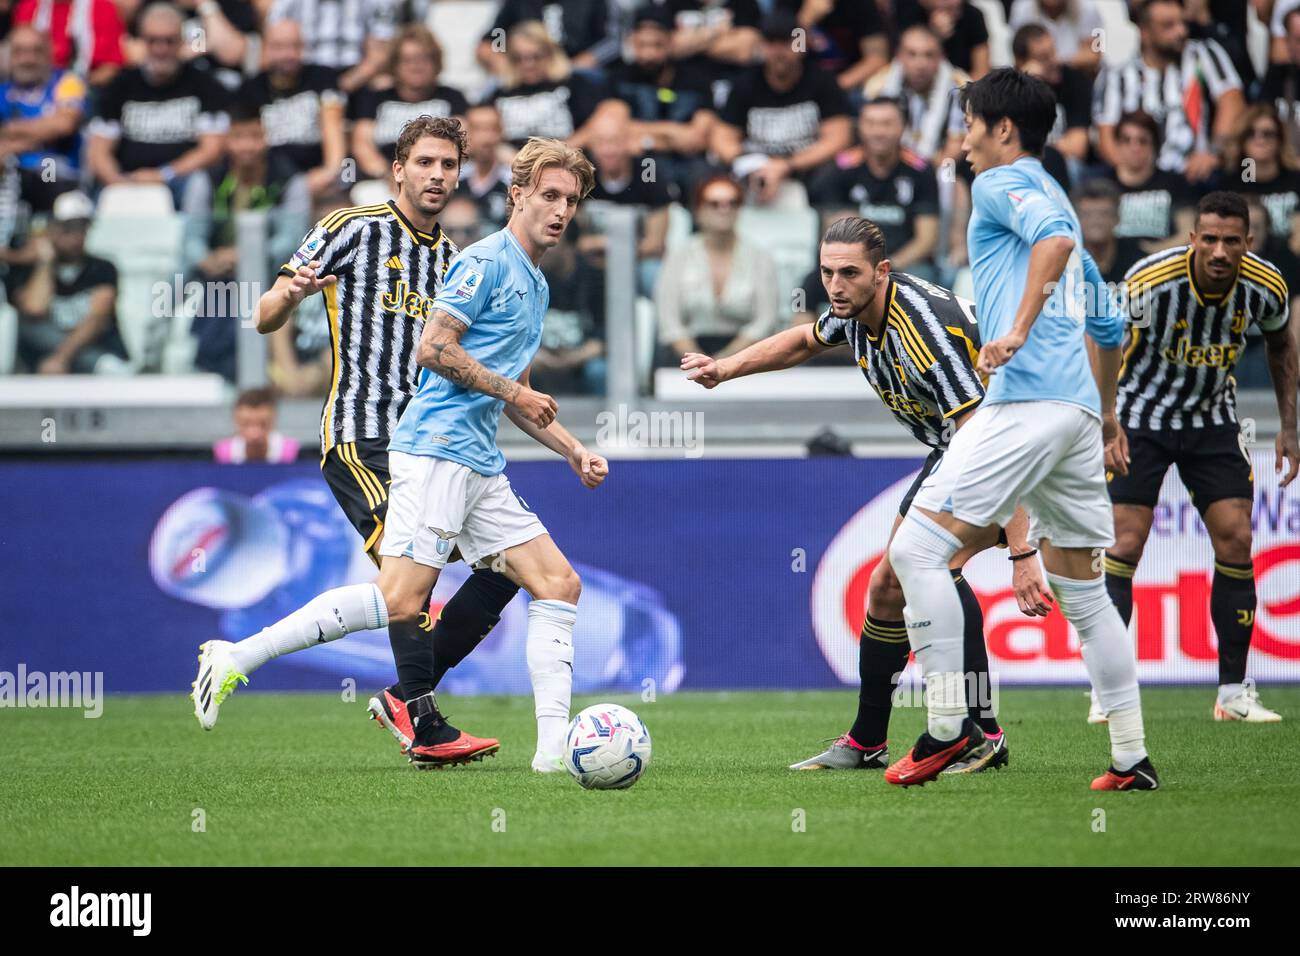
[564,704,652,790]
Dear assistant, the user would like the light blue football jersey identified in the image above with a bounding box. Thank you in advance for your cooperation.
[967,157,1124,414]
[389,227,549,475]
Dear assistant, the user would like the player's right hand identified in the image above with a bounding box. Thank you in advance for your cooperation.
[514,386,558,428]
[1103,414,1129,476]
[681,352,724,388]
[285,260,337,304]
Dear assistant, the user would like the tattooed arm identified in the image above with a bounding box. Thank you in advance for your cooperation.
[417,310,558,427]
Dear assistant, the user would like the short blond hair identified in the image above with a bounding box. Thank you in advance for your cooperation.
[506,137,595,217]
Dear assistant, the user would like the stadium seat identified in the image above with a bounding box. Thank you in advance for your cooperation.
[973,0,1013,69]
[86,194,184,372]
[96,182,174,217]
[0,297,16,374]
[664,201,694,250]
[427,1,498,101]
[350,179,394,207]
[736,195,819,312]
[1095,0,1139,67]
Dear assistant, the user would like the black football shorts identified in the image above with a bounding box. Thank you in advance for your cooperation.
[320,437,391,561]
[1107,423,1254,514]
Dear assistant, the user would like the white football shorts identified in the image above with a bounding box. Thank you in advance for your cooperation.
[910,400,1115,549]
[378,452,548,569]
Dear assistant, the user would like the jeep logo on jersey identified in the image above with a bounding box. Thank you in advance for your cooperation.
[381,279,435,320]
[810,452,1300,685]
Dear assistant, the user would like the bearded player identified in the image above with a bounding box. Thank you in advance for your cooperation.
[684,215,1051,775]
[192,117,511,765]
[1100,191,1298,723]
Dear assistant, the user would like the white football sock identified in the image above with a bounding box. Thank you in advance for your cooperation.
[229,583,388,674]
[527,599,576,759]
[889,511,965,741]
[1048,572,1147,768]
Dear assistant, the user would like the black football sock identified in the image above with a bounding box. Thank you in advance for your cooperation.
[1211,560,1257,686]
[431,568,520,688]
[952,568,1000,736]
[848,614,910,747]
[1103,553,1137,627]
[388,614,436,703]
[407,691,458,745]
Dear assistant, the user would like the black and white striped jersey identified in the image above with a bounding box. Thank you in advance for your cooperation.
[1117,246,1290,431]
[279,200,457,454]
[812,272,985,449]
[1093,39,1241,174]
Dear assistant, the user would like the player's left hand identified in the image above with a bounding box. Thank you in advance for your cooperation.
[1013,554,1054,617]
[1103,413,1129,477]
[977,333,1025,375]
[1276,429,1300,488]
[570,445,609,489]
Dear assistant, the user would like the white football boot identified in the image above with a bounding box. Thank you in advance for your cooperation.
[192,640,248,730]
[1214,683,1282,723]
[531,752,565,773]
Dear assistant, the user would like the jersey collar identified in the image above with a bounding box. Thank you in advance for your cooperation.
[387,200,443,247]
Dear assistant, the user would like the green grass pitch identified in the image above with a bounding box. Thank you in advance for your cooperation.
[3,688,1298,866]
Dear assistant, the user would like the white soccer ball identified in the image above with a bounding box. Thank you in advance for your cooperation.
[564,704,652,790]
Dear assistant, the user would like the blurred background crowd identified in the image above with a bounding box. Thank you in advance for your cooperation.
[0,0,1294,397]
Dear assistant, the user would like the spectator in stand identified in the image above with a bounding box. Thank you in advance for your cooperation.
[655,173,780,362]
[1008,0,1103,74]
[241,20,347,198]
[1093,0,1244,183]
[214,387,301,464]
[11,0,126,87]
[440,194,486,250]
[864,24,967,165]
[1073,178,1148,285]
[0,26,86,213]
[775,0,890,90]
[182,103,310,382]
[350,25,469,182]
[119,0,260,91]
[669,0,763,72]
[86,3,229,209]
[578,109,671,295]
[808,97,940,279]
[1182,0,1253,92]
[487,20,624,152]
[1012,23,1091,175]
[265,0,396,95]
[460,103,512,227]
[533,228,606,395]
[895,0,989,80]
[14,190,129,375]
[478,0,617,75]
[1103,110,1196,245]
[711,10,853,204]
[1262,5,1300,152]
[1227,103,1300,249]
[1246,194,1300,311]
[608,6,716,198]
[1270,0,1300,66]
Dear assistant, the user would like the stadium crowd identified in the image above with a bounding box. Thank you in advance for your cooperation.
[0,0,1294,392]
